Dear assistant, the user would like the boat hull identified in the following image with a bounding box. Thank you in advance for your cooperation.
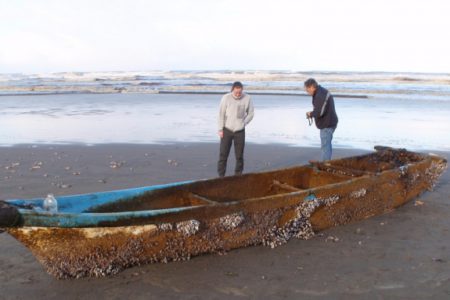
[3,147,447,279]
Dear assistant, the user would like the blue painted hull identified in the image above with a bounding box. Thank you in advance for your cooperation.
[5,180,195,228]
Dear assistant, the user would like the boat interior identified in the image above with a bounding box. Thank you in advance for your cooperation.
[89,149,425,213]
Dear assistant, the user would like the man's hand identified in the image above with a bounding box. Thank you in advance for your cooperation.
[306,111,313,118]
[218,130,224,138]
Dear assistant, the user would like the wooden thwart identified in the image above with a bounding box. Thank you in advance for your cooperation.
[271,180,302,192]
[188,192,219,205]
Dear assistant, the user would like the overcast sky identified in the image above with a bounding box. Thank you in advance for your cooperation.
[1,0,449,73]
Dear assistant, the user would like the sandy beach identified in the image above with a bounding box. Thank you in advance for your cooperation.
[0,143,448,299]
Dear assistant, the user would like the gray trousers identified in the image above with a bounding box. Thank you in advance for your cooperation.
[218,128,245,177]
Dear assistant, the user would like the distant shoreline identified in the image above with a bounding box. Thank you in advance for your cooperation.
[158,91,369,98]
[0,90,369,99]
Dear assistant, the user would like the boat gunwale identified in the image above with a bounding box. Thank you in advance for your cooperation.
[14,157,435,228]
[4,149,391,213]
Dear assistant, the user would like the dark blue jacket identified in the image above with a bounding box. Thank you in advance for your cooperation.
[311,85,338,129]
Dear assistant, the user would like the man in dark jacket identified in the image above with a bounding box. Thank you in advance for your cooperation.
[305,78,338,161]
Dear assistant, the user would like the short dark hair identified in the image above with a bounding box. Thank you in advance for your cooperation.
[231,81,243,91]
[304,78,318,88]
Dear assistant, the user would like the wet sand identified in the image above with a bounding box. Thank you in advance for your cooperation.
[0,143,449,299]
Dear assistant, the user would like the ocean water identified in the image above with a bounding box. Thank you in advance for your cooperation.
[1,70,450,100]
[0,91,449,151]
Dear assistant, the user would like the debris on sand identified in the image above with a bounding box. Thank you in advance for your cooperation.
[110,161,125,169]
[432,257,445,263]
[167,159,179,167]
[5,162,21,171]
[325,236,340,243]
[52,183,72,189]
[30,164,42,171]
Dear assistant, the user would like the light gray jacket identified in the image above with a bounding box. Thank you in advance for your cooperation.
[218,93,254,132]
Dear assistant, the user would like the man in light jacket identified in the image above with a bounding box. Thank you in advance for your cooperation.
[217,81,254,177]
[305,78,338,161]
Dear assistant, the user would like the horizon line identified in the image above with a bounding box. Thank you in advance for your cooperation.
[1,69,449,76]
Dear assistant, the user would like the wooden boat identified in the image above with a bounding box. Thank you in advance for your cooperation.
[0,146,446,279]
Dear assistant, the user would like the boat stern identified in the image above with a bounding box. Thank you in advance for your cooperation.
[0,201,20,230]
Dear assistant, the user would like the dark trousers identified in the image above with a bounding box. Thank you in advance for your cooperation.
[218,128,245,177]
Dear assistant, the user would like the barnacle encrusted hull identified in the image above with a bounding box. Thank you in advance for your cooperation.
[4,195,357,279]
[3,146,447,279]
